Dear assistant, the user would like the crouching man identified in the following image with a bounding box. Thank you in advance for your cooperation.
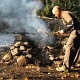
[52,6,80,72]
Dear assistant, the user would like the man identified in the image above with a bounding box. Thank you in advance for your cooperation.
[52,6,80,72]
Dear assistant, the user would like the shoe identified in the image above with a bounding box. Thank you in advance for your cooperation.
[56,65,69,72]
[71,62,76,68]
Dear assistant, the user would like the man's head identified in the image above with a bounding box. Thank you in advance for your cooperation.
[52,6,61,18]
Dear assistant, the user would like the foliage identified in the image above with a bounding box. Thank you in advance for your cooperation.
[43,0,52,16]
[56,0,80,17]
[37,0,53,17]
[38,0,80,17]
[53,0,77,14]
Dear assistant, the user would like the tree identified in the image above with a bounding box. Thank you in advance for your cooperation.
[53,0,79,15]
[38,0,80,18]
[37,0,52,17]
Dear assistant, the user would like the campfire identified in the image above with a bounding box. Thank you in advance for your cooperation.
[1,34,55,67]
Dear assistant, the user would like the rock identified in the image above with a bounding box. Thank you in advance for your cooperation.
[10,45,15,50]
[59,55,64,59]
[2,53,12,62]
[11,48,19,56]
[13,56,20,60]
[17,55,27,66]
[27,48,32,53]
[20,46,26,51]
[22,51,29,55]
[14,41,23,48]
[22,48,32,55]
[23,41,29,46]
[49,55,54,60]
[26,54,32,58]
[15,34,23,41]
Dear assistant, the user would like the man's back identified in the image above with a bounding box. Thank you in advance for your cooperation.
[61,11,80,30]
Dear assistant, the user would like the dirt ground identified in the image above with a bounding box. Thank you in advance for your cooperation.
[0,49,80,80]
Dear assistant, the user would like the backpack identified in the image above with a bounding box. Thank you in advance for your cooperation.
[69,13,80,29]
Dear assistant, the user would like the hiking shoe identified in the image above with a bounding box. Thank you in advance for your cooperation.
[56,66,69,72]
[71,63,76,68]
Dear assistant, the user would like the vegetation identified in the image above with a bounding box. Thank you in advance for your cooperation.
[38,0,80,17]
[37,0,53,17]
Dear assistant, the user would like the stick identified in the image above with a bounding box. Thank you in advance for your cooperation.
[37,16,56,20]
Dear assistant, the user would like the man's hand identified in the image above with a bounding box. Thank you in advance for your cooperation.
[58,30,64,34]
[53,30,64,35]
[51,30,69,37]
[57,30,69,37]
[52,30,64,35]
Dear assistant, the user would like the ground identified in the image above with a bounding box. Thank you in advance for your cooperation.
[0,49,80,80]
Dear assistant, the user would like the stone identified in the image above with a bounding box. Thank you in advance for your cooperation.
[27,48,32,53]
[13,56,19,60]
[10,45,15,50]
[17,55,27,66]
[11,48,19,56]
[14,41,23,48]
[59,55,64,59]
[23,41,29,46]
[22,51,29,55]
[14,34,23,41]
[26,54,32,58]
[20,46,26,51]
[49,55,54,60]
[2,53,12,62]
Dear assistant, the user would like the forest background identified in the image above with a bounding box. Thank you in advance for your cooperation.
[38,0,80,17]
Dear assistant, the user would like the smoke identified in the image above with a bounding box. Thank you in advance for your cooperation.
[0,0,55,46]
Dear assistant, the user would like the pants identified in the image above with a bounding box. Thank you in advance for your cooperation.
[63,30,80,68]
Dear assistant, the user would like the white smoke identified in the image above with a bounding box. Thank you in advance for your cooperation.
[0,0,54,46]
